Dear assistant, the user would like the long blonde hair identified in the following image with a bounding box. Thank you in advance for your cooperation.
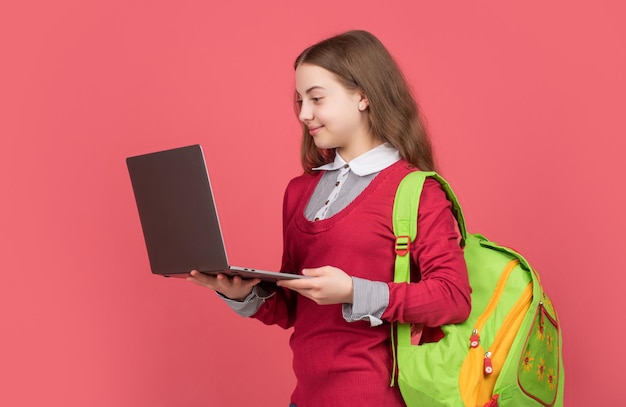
[294,30,435,173]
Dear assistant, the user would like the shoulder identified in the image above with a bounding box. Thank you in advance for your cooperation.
[393,160,447,195]
[422,177,448,200]
[391,161,448,196]
[393,164,452,212]
[416,175,457,236]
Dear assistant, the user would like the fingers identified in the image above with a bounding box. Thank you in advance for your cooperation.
[277,266,326,287]
[302,267,326,277]
[277,266,353,305]
[277,266,330,290]
[187,270,219,288]
[232,275,262,289]
[186,270,261,295]
[277,278,314,290]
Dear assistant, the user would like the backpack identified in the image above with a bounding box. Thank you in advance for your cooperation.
[390,171,564,407]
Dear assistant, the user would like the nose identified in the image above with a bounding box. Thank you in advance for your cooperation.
[298,101,313,123]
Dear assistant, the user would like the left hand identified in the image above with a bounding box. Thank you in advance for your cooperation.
[277,266,353,305]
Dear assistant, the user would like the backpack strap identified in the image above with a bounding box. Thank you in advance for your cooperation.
[392,171,426,283]
[390,171,428,386]
[392,171,469,276]
[390,170,468,386]
[421,171,468,246]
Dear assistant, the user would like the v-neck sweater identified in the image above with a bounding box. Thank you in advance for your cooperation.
[252,160,471,406]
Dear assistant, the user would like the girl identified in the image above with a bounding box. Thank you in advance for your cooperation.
[188,30,471,407]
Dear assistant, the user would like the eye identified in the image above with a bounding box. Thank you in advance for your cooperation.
[312,97,323,103]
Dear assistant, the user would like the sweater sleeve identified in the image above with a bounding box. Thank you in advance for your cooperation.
[250,260,298,329]
[382,178,471,327]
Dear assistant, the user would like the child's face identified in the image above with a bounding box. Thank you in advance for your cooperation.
[295,64,371,161]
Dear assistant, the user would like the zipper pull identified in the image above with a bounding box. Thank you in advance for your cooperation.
[470,329,480,348]
[484,351,493,375]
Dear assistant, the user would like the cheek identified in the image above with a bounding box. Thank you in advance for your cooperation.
[316,100,360,132]
[314,107,336,127]
[335,106,362,129]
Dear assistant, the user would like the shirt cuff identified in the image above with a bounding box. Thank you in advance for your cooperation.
[218,285,275,317]
[342,277,389,327]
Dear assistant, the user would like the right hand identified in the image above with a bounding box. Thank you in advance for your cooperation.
[186,270,261,301]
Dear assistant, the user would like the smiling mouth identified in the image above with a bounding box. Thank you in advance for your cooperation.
[308,126,323,136]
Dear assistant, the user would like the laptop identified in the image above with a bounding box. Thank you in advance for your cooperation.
[126,144,307,282]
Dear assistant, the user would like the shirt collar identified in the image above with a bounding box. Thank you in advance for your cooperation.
[313,143,401,176]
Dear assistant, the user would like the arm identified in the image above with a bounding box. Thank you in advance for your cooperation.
[186,267,297,328]
[250,252,299,329]
[382,178,471,327]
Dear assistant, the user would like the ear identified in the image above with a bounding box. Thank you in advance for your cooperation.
[358,93,369,111]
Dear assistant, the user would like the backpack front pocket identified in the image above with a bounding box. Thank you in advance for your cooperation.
[517,292,561,406]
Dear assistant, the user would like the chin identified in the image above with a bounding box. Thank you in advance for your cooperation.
[313,139,338,150]
[313,141,332,150]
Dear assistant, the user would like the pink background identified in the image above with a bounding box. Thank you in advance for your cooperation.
[1,1,624,405]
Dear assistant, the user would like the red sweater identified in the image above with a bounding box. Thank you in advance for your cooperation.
[253,161,471,406]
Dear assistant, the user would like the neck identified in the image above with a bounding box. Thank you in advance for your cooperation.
[337,136,382,163]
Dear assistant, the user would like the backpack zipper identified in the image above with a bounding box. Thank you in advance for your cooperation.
[483,281,533,375]
[460,259,531,406]
[469,259,520,349]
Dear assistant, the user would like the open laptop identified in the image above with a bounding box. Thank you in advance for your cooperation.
[126,144,306,282]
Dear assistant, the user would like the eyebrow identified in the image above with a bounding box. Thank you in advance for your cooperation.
[296,86,326,96]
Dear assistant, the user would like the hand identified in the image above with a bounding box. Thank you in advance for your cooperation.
[276,266,353,305]
[186,270,261,301]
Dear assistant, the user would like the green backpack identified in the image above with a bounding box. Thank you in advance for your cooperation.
[391,171,564,407]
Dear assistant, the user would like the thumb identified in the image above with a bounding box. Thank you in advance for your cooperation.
[302,267,324,277]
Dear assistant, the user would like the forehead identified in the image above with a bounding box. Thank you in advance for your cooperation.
[295,64,343,94]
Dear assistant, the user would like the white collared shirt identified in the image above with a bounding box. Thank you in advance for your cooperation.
[307,143,401,221]
[313,142,401,176]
